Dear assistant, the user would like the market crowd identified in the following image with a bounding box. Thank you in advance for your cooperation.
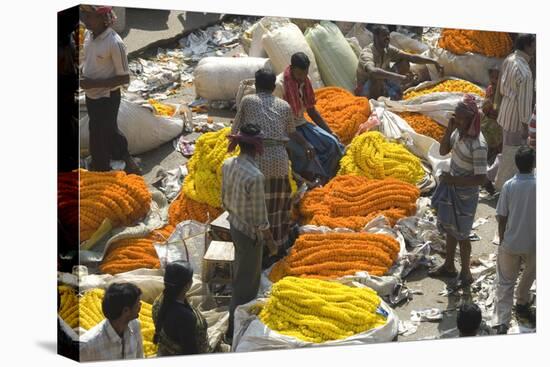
[60,5,536,361]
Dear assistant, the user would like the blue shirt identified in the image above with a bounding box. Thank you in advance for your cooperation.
[496,173,536,253]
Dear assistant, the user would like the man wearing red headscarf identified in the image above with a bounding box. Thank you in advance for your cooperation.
[80,5,141,174]
[430,95,488,287]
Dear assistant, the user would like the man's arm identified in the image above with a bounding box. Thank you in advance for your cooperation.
[402,53,444,75]
[250,175,277,255]
[439,118,456,156]
[359,46,407,82]
[306,108,333,134]
[80,74,130,89]
[497,215,508,245]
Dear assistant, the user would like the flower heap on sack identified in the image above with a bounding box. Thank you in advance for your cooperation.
[403,79,485,100]
[397,112,446,141]
[338,131,425,185]
[183,127,297,208]
[79,169,152,242]
[148,99,176,117]
[100,225,174,275]
[258,277,387,343]
[438,29,513,58]
[269,232,401,282]
[300,175,419,230]
[168,192,224,226]
[305,87,371,145]
[58,287,158,357]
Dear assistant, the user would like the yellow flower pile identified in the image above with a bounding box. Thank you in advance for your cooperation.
[183,128,238,208]
[259,277,387,343]
[404,79,485,100]
[183,127,297,208]
[148,99,176,117]
[58,287,158,357]
[338,131,424,184]
[305,87,371,145]
[438,29,513,58]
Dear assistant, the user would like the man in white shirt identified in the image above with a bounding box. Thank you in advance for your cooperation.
[494,34,535,190]
[493,146,536,334]
[80,282,144,362]
[80,5,141,174]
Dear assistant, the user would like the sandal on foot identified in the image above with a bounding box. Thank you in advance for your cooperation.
[428,265,458,278]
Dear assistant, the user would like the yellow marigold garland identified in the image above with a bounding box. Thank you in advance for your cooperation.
[148,99,176,117]
[79,169,152,242]
[338,132,425,184]
[403,79,485,100]
[58,285,79,328]
[183,127,297,208]
[58,288,158,357]
[397,112,446,141]
[305,87,371,145]
[269,232,400,282]
[438,29,513,58]
[259,277,387,343]
[100,225,174,275]
[299,175,419,230]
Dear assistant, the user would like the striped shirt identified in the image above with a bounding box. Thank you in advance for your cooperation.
[80,319,144,362]
[450,131,488,177]
[528,107,536,149]
[221,155,270,240]
[497,50,534,133]
[82,27,130,99]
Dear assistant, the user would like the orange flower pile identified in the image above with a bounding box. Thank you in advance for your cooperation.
[269,232,400,282]
[438,29,513,58]
[79,169,152,242]
[168,192,224,226]
[299,175,419,230]
[403,79,485,100]
[397,112,446,141]
[100,225,174,275]
[306,87,371,145]
[58,171,79,238]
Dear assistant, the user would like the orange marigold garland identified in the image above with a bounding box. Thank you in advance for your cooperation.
[305,87,371,145]
[79,169,152,242]
[269,232,400,282]
[299,175,419,230]
[99,225,174,275]
[397,112,446,141]
[168,192,223,225]
[438,29,513,58]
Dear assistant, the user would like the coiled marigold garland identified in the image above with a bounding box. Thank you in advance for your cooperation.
[338,132,425,184]
[305,87,371,145]
[299,175,419,230]
[403,79,484,100]
[438,29,512,58]
[397,112,446,141]
[259,277,387,343]
[269,232,400,282]
[168,192,223,226]
[79,169,152,242]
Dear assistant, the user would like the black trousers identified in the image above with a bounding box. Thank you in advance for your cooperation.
[85,89,130,171]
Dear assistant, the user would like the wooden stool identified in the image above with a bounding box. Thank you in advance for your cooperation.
[202,240,235,302]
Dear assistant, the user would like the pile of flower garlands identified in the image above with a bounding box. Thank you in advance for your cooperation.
[306,87,371,145]
[58,287,157,357]
[258,277,387,343]
[338,131,425,184]
[79,169,152,242]
[397,112,446,141]
[100,225,174,275]
[168,192,224,226]
[269,232,401,282]
[438,29,513,58]
[403,79,485,100]
[299,175,419,230]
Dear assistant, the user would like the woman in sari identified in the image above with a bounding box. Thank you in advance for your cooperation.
[153,261,209,356]
[430,95,488,286]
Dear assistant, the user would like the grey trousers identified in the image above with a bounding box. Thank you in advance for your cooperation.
[492,245,536,326]
[227,225,263,338]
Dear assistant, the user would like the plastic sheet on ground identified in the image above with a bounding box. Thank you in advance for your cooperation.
[150,165,188,202]
[232,285,398,352]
